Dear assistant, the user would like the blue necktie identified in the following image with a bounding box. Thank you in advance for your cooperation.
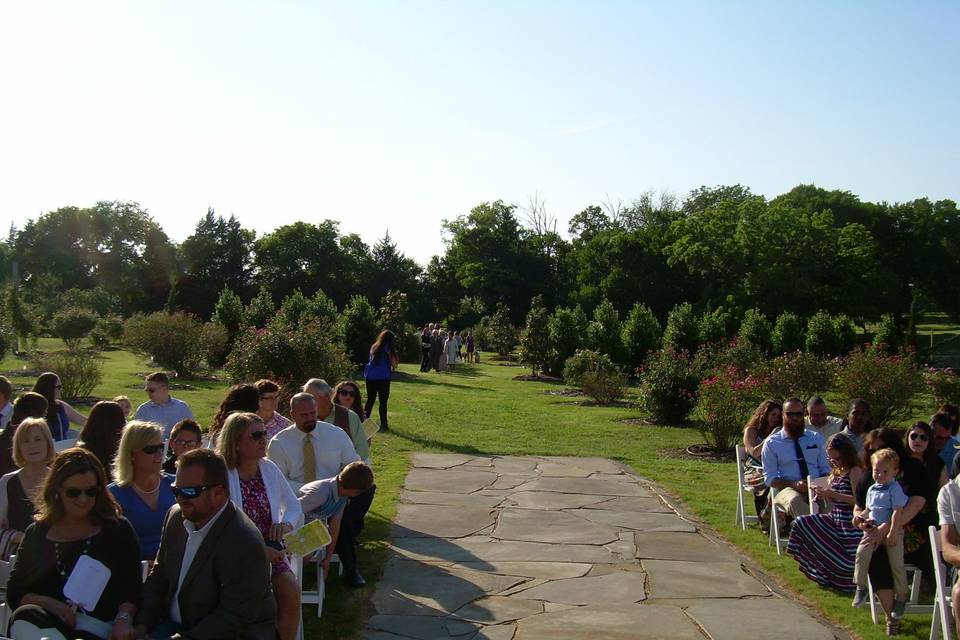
[794,437,810,480]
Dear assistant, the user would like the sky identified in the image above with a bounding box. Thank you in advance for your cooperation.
[1,1,957,265]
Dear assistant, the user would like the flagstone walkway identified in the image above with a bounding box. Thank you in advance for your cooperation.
[363,453,848,640]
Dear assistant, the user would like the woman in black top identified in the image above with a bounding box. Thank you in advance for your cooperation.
[78,401,127,475]
[854,428,934,633]
[7,448,141,640]
[0,392,49,476]
[0,418,55,559]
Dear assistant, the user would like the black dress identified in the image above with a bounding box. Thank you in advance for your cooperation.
[6,473,36,531]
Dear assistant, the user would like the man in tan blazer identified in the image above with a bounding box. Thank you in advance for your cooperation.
[134,449,276,639]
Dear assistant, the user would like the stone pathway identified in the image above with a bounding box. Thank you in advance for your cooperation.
[364,453,847,640]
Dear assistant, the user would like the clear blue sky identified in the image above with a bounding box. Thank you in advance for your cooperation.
[1,1,957,264]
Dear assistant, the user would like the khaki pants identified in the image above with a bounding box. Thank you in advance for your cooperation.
[854,535,907,599]
[773,486,810,518]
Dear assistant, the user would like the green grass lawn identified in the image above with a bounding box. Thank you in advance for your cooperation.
[0,340,948,639]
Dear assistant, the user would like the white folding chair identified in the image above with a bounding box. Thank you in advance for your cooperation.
[295,548,343,640]
[931,525,955,640]
[0,555,15,635]
[768,487,788,555]
[54,437,77,452]
[864,564,930,624]
[734,445,760,530]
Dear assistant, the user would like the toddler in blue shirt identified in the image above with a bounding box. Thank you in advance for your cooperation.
[851,448,908,622]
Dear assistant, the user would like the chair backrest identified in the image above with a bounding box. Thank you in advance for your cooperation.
[929,524,953,640]
[735,445,748,488]
[54,437,77,452]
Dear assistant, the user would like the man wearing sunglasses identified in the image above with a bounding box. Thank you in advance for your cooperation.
[134,372,195,440]
[135,449,276,640]
[762,398,831,519]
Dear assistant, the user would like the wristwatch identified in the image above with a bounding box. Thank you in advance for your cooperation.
[115,612,132,624]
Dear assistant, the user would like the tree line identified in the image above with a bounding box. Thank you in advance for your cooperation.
[0,183,957,345]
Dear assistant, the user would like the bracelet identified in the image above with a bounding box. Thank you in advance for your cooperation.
[115,612,132,624]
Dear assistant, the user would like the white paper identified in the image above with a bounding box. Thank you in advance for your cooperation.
[63,555,111,612]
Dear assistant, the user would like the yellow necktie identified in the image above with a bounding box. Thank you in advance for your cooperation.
[303,433,316,483]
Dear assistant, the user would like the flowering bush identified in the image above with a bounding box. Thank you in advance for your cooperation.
[637,347,699,423]
[926,368,960,407]
[563,350,625,405]
[693,338,764,378]
[834,347,923,427]
[753,350,835,403]
[123,312,205,377]
[696,365,762,451]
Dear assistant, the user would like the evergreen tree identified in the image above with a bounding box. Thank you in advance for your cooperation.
[341,296,379,367]
[212,286,246,342]
[622,303,662,368]
[245,286,275,329]
[519,295,551,375]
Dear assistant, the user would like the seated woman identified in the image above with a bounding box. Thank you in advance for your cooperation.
[207,384,261,447]
[0,392,49,476]
[32,372,86,441]
[108,421,175,561]
[6,448,141,640]
[162,418,203,474]
[78,401,127,474]
[217,412,302,640]
[334,380,367,422]
[0,418,55,559]
[906,421,947,488]
[787,434,863,590]
[742,399,781,530]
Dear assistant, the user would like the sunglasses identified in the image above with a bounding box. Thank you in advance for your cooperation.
[142,444,165,455]
[64,487,99,498]
[338,389,356,397]
[172,438,200,447]
[249,430,269,441]
[785,411,804,418]
[172,484,217,499]
[909,432,929,442]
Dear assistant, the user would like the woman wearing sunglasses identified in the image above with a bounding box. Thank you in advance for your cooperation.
[32,372,86,442]
[6,448,140,640]
[218,412,302,640]
[906,421,947,488]
[333,380,366,422]
[108,422,175,561]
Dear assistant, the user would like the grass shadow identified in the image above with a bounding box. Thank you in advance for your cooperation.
[394,373,490,392]
[389,430,490,456]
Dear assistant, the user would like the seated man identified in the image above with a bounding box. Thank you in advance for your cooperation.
[933,412,960,477]
[805,396,843,440]
[135,448,276,640]
[762,397,831,518]
[938,467,960,638]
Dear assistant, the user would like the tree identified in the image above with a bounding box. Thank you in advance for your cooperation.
[176,209,256,318]
[245,286,275,329]
[341,296,379,367]
[518,295,551,375]
[662,303,700,354]
[487,302,518,356]
[51,307,98,350]
[547,305,588,375]
[806,311,839,356]
[622,303,662,369]
[738,309,772,353]
[585,298,623,364]
[771,312,805,354]
[378,291,409,336]
[368,232,421,307]
[4,284,34,351]
[211,287,246,343]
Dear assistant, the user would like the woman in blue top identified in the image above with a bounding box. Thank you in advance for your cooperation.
[32,372,86,441]
[108,420,175,561]
[364,330,399,432]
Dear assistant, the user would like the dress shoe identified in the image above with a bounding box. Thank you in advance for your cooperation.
[344,568,366,588]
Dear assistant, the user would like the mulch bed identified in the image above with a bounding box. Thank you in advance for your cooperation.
[543,389,585,397]
[660,444,735,464]
[512,374,563,383]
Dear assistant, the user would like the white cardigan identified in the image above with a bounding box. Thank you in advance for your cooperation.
[227,458,303,529]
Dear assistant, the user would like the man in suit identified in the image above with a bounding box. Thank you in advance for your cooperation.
[134,448,276,640]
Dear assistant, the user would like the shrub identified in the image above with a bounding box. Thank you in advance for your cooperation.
[89,315,124,348]
[662,303,700,354]
[377,291,409,336]
[805,310,839,356]
[872,314,902,352]
[925,368,960,407]
[51,307,98,350]
[637,347,699,423]
[698,307,732,344]
[123,312,206,377]
[0,321,10,362]
[694,338,764,379]
[562,350,624,404]
[225,315,351,395]
[547,306,588,375]
[278,289,338,328]
[738,308,772,353]
[771,312,805,354]
[834,313,857,355]
[396,323,423,363]
[487,303,518,356]
[31,350,103,400]
[341,296,379,367]
[211,287,246,342]
[585,299,623,364]
[834,347,924,427]
[753,350,835,403]
[200,322,231,368]
[519,296,551,375]
[696,365,763,451]
[622,303,662,369]
[245,286,275,328]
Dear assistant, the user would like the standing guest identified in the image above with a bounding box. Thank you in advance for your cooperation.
[256,379,292,439]
[163,419,203,474]
[134,372,194,439]
[455,330,463,360]
[838,398,872,459]
[218,412,302,640]
[6,448,141,640]
[267,393,364,586]
[941,403,960,436]
[762,398,831,518]
[108,421,176,561]
[77,401,126,473]
[906,421,947,488]
[806,396,844,440]
[365,329,399,432]
[298,461,375,578]
[33,372,86,441]
[933,411,960,473]
[334,380,367,422]
[113,395,133,420]
[742,399,781,530]
[208,383,261,447]
[0,418,55,559]
[0,375,13,428]
[787,434,863,591]
[420,326,432,372]
[133,449,275,640]
[466,331,476,363]
[430,328,443,371]
[445,331,458,371]
[0,392,49,476]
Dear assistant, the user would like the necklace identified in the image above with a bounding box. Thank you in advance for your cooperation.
[133,476,161,495]
[55,535,93,578]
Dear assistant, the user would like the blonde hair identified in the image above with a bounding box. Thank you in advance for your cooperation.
[216,412,263,470]
[871,448,900,470]
[113,421,163,485]
[12,418,55,467]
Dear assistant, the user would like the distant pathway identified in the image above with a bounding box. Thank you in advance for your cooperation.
[363,453,848,640]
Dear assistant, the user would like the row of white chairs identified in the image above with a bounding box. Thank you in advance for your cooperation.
[735,446,955,637]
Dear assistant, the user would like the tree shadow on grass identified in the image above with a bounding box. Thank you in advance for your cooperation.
[394,372,491,392]
[390,430,489,456]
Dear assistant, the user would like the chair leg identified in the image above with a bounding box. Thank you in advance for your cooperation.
[868,576,879,625]
[911,569,924,604]
[930,602,940,640]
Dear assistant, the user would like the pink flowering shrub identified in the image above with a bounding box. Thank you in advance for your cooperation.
[925,368,960,407]
[695,365,763,451]
[637,347,699,423]
[834,347,923,427]
[753,350,835,403]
